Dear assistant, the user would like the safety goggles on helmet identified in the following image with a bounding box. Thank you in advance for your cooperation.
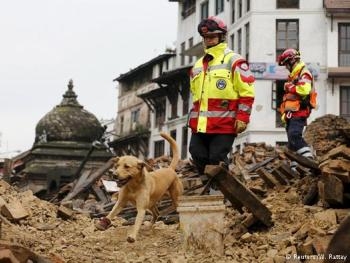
[278,48,300,66]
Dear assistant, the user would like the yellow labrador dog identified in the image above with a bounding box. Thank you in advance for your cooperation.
[95,132,183,243]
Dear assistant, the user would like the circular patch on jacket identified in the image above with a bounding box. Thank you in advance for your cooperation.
[216,79,227,90]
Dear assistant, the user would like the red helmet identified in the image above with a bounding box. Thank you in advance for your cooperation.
[198,16,227,36]
[278,48,301,66]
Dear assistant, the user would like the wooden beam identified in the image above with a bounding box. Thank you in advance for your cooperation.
[277,163,296,180]
[247,156,278,173]
[61,158,114,203]
[204,164,273,227]
[284,148,320,171]
[256,168,280,188]
[271,168,289,185]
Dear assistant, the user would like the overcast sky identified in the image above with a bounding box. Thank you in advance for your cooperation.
[0,0,178,155]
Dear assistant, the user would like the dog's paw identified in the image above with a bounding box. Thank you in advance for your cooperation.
[127,236,136,243]
[95,217,112,231]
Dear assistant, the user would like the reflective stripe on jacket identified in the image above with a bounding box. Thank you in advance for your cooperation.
[189,42,255,134]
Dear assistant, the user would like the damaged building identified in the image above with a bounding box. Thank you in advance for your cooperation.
[110,52,177,159]
[18,80,112,199]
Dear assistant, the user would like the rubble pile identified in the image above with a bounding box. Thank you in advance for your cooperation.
[304,114,350,156]
[303,114,350,208]
[0,114,349,262]
[1,175,348,263]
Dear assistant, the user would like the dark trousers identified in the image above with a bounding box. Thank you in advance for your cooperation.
[286,118,308,152]
[189,133,236,174]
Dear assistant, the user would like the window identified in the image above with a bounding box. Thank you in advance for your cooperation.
[158,63,163,76]
[181,42,185,66]
[237,28,242,54]
[181,126,188,159]
[230,33,235,50]
[231,0,235,24]
[215,0,224,15]
[131,109,140,131]
[131,109,140,123]
[245,23,250,60]
[276,20,299,57]
[154,140,165,158]
[339,23,350,66]
[155,98,166,127]
[170,130,177,141]
[238,0,242,18]
[188,37,194,63]
[182,0,196,19]
[340,86,350,121]
[170,129,177,157]
[247,0,250,12]
[119,115,124,134]
[201,1,209,20]
[170,95,178,119]
[182,86,189,116]
[277,0,299,9]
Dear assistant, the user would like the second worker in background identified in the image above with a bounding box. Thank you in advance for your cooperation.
[278,48,317,171]
[188,16,255,186]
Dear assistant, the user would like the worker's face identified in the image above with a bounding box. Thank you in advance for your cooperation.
[202,33,220,48]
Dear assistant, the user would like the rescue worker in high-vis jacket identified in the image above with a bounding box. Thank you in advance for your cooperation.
[188,16,255,185]
[278,48,316,170]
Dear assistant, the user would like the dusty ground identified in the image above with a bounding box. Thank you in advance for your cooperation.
[1,177,347,263]
[2,114,349,262]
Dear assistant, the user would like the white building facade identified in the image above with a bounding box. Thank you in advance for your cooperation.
[149,0,349,158]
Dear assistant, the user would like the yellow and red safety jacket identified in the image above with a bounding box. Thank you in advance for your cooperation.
[189,43,255,134]
[280,61,313,119]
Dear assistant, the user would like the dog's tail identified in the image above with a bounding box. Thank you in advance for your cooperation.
[160,132,180,170]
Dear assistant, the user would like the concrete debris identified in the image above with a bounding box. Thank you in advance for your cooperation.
[0,114,349,262]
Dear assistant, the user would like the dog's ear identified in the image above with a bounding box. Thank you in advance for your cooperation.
[112,157,120,163]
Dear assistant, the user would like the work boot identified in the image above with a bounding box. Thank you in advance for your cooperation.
[297,146,314,159]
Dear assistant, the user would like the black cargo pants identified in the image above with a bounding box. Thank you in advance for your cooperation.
[189,133,236,174]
